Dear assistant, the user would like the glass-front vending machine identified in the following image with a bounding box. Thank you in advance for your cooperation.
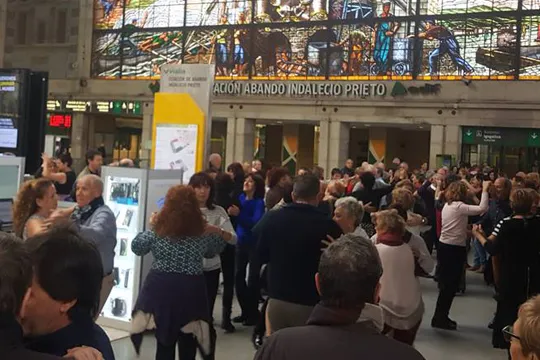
[98,166,183,331]
[98,167,148,331]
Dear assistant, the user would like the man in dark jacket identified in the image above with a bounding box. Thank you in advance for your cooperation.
[0,232,102,360]
[0,232,61,360]
[254,174,343,334]
[23,226,114,360]
[254,235,426,360]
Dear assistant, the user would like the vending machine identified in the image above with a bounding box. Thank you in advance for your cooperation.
[97,166,182,331]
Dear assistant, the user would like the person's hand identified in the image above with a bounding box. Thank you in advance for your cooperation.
[41,153,51,164]
[406,213,424,227]
[482,180,492,193]
[385,31,394,36]
[205,224,222,235]
[48,208,71,224]
[321,235,336,249]
[64,346,103,360]
[149,212,158,227]
[472,224,485,237]
[364,202,376,213]
[227,205,240,217]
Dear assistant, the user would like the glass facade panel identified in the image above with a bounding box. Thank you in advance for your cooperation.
[520,16,540,79]
[90,0,538,80]
[417,17,516,80]
[251,26,328,79]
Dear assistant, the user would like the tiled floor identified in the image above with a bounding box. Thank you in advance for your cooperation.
[112,272,508,360]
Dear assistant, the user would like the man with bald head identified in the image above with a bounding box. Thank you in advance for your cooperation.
[208,153,222,172]
[53,175,117,313]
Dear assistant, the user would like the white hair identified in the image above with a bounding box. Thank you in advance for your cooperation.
[79,174,104,195]
[335,196,365,226]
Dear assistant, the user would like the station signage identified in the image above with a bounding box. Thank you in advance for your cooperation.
[213,81,387,98]
[47,100,142,116]
[463,127,540,148]
[48,113,72,128]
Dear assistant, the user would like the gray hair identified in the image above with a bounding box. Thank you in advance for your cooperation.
[79,174,104,195]
[425,170,436,180]
[319,235,382,310]
[335,196,365,226]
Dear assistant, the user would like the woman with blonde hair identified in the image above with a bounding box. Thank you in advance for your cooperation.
[373,209,425,345]
[12,178,57,239]
[432,179,490,330]
[506,295,540,360]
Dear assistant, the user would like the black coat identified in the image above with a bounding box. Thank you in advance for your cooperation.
[254,203,343,306]
[0,314,61,360]
[255,304,426,360]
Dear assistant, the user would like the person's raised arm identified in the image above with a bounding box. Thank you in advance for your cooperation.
[459,181,490,216]
[42,154,67,184]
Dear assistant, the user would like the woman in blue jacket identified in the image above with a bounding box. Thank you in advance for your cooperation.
[228,173,266,325]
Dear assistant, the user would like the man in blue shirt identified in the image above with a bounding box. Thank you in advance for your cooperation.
[22,226,115,360]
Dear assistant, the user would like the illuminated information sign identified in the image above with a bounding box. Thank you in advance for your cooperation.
[47,100,143,116]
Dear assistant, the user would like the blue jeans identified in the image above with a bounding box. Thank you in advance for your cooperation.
[472,237,487,267]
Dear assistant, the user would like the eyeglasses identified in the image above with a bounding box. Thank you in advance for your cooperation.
[502,325,520,343]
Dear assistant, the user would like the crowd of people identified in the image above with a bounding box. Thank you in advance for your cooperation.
[4,149,540,360]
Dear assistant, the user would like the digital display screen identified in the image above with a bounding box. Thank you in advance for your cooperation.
[0,117,17,148]
[49,113,72,128]
[0,73,20,118]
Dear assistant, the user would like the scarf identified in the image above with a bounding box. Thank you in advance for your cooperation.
[71,196,105,223]
[376,232,404,246]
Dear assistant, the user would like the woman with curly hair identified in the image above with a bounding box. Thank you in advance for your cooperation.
[13,178,57,239]
[130,185,229,360]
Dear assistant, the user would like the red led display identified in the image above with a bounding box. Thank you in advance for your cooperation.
[49,114,72,128]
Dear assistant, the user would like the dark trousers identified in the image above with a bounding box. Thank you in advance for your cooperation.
[220,244,236,320]
[235,243,260,319]
[254,297,269,337]
[156,333,197,360]
[204,269,221,320]
[383,320,422,346]
[433,242,467,320]
[424,226,438,254]
[156,328,217,360]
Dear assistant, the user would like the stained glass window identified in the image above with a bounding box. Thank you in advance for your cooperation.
[250,26,328,79]
[91,0,536,80]
[416,17,516,79]
[183,27,250,79]
[330,21,415,80]
[421,0,518,15]
[519,16,540,79]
